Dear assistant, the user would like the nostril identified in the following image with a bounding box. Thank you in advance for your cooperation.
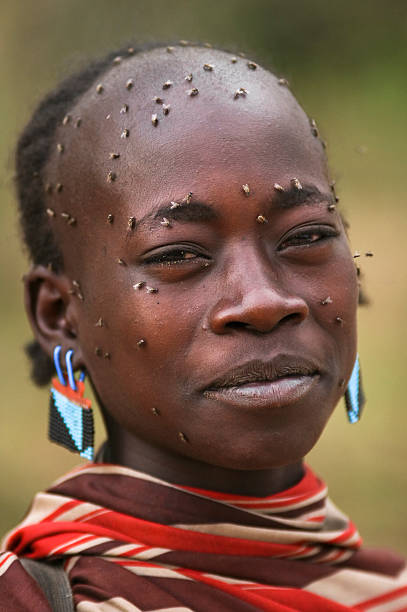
[224,312,302,333]
[282,312,302,324]
[224,321,247,330]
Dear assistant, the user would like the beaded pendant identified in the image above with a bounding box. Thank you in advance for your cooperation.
[49,346,94,460]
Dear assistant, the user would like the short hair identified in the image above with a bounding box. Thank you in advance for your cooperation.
[16,42,165,385]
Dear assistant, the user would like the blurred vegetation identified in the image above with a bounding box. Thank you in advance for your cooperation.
[1,0,406,554]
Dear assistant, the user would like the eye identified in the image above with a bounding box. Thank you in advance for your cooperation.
[143,246,209,266]
[278,225,339,251]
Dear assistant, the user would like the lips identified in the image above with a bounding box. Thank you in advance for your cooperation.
[204,355,320,389]
[201,355,321,409]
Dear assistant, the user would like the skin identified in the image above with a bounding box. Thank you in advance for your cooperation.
[25,47,358,496]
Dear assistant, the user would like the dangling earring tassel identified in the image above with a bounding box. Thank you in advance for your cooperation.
[49,346,94,460]
[344,355,366,424]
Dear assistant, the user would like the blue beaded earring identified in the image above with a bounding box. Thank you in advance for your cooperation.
[49,346,94,460]
[344,354,365,423]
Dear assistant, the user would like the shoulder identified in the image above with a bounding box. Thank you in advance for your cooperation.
[0,552,52,611]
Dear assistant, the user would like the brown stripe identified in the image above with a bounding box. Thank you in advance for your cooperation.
[343,547,406,577]
[71,557,259,610]
[258,498,325,519]
[156,549,337,588]
[49,473,307,531]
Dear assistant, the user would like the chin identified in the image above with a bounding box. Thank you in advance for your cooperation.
[195,427,322,471]
[185,393,334,471]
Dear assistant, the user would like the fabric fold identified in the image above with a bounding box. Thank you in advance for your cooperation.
[1,463,406,611]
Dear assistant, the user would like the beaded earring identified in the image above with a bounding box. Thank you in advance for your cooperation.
[344,354,365,424]
[49,346,94,460]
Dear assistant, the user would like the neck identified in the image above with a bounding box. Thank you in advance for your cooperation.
[99,419,304,497]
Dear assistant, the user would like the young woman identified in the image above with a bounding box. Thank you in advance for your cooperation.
[1,42,405,611]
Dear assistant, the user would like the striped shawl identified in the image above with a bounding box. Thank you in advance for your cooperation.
[1,463,406,611]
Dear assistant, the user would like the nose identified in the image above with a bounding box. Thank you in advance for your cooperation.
[208,264,309,335]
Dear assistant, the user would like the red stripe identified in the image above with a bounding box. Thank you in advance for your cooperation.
[178,465,325,507]
[180,568,356,612]
[8,515,309,559]
[122,545,151,557]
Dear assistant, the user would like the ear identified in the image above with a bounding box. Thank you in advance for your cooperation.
[24,265,84,371]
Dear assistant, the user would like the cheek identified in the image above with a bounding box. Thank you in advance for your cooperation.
[300,249,359,380]
[77,275,201,410]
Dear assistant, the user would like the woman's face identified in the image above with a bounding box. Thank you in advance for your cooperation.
[47,48,358,470]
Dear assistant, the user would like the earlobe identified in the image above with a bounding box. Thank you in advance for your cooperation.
[24,265,83,368]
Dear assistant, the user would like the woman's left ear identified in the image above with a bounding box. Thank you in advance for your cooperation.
[24,265,84,369]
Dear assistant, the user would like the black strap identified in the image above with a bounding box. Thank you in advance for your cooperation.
[20,558,74,611]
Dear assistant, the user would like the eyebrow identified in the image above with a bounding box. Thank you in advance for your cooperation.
[273,184,334,209]
[137,201,219,229]
[135,184,333,230]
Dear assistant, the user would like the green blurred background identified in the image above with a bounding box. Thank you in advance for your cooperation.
[1,0,406,552]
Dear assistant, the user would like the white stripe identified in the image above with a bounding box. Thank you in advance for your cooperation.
[284,546,321,560]
[49,534,95,555]
[340,531,361,547]
[258,507,326,524]
[103,543,146,557]
[65,536,111,554]
[306,568,407,606]
[152,609,195,611]
[203,572,253,585]
[135,547,170,560]
[64,555,80,575]
[313,549,353,564]
[77,600,193,612]
[77,597,142,611]
[0,553,17,577]
[54,502,105,523]
[1,493,71,548]
[366,593,407,612]
[102,544,169,560]
[171,521,355,545]
[77,509,110,523]
[122,565,191,580]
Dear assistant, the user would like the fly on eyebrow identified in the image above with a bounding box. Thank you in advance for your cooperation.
[138,201,218,228]
[273,184,334,208]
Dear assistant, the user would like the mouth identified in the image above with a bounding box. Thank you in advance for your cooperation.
[202,356,320,408]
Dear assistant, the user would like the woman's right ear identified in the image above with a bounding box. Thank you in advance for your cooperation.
[24,265,84,370]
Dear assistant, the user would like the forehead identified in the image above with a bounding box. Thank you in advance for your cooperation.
[45,46,327,260]
[49,47,325,175]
